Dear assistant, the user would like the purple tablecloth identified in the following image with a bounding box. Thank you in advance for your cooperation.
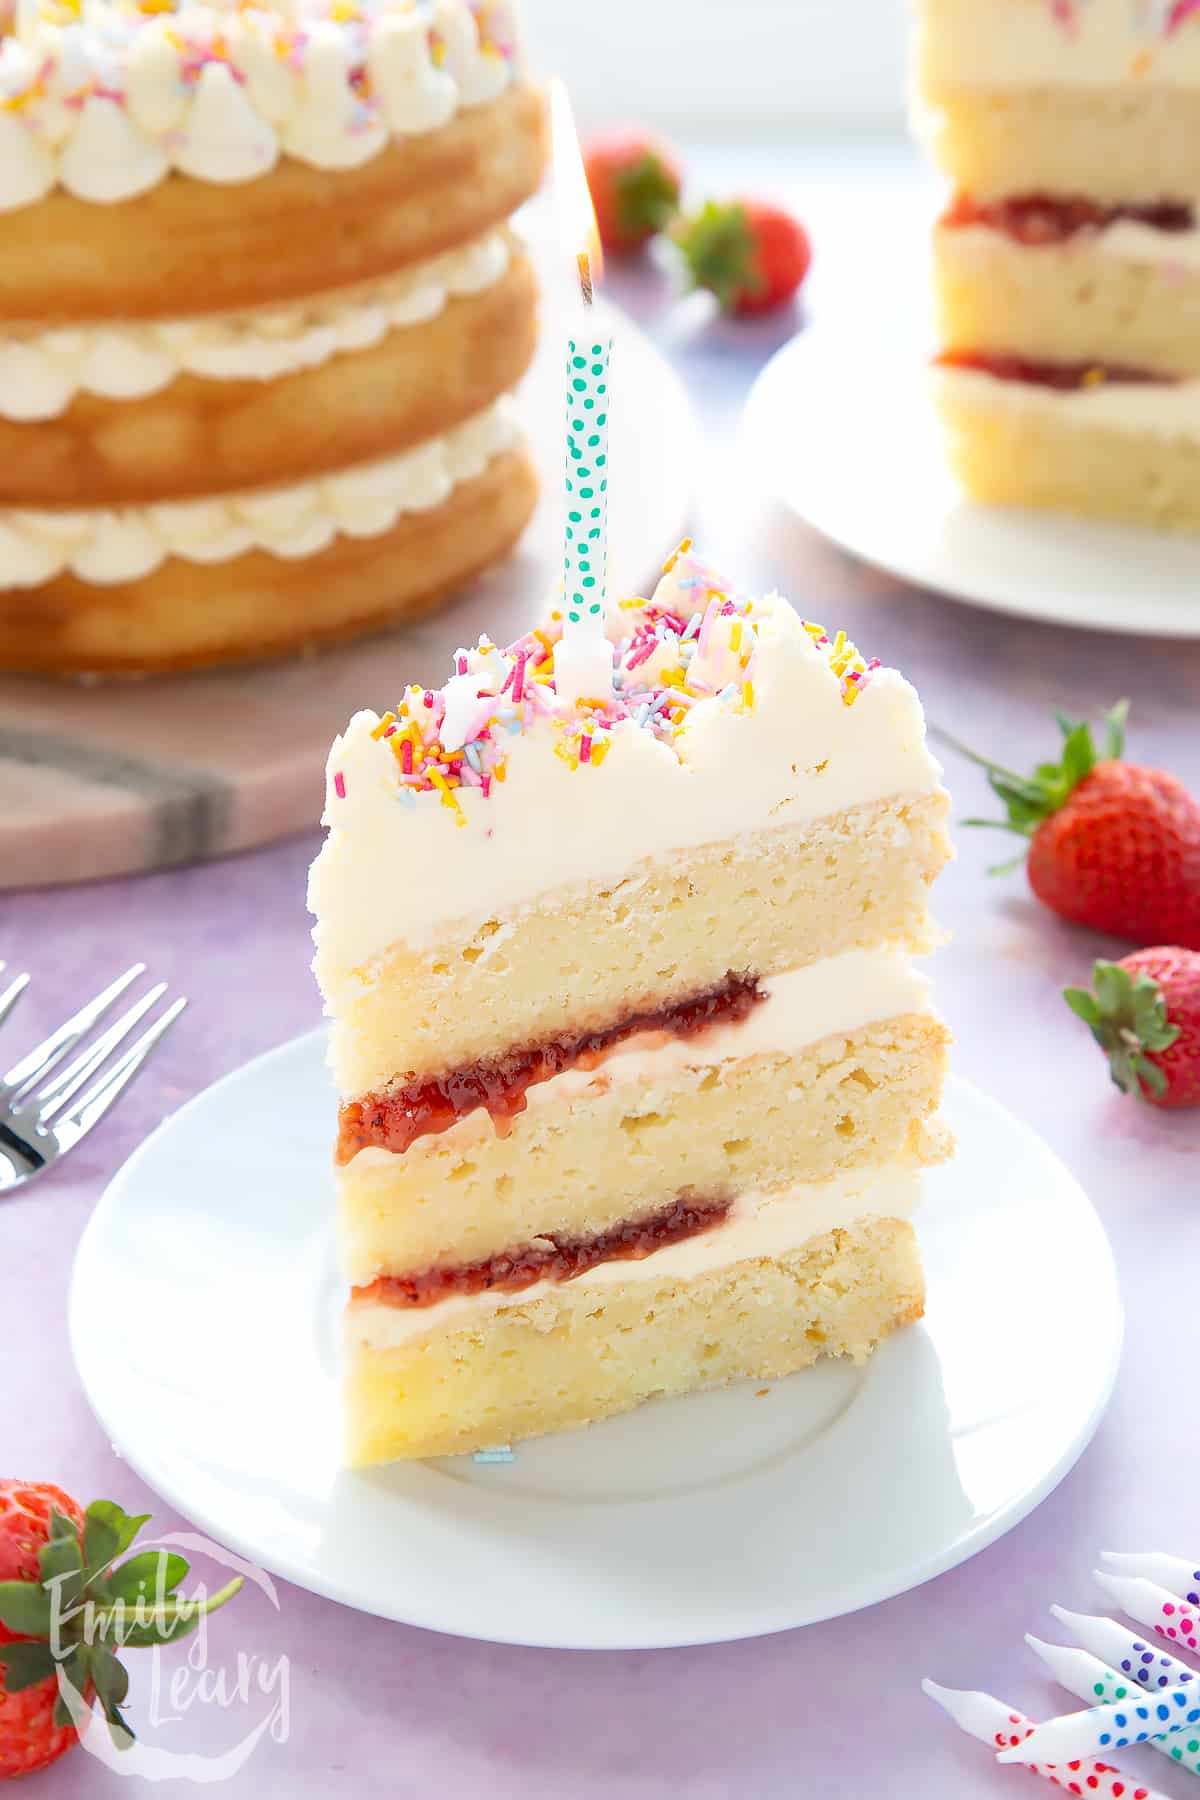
[3,141,1200,1797]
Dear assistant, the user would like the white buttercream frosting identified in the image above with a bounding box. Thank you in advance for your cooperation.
[0,0,520,211]
[934,362,1200,440]
[918,0,1200,91]
[1095,217,1200,268]
[345,950,933,1168]
[0,231,509,421]
[0,396,518,586]
[308,549,945,972]
[347,1161,924,1349]
[944,216,1200,273]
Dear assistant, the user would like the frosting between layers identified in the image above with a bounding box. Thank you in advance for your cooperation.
[344,949,933,1160]
[945,217,1200,271]
[934,362,1200,438]
[0,232,510,421]
[309,553,945,970]
[347,1161,924,1348]
[0,0,519,210]
[918,0,1200,91]
[0,396,518,586]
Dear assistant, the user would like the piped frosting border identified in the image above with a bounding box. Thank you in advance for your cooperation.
[0,0,520,211]
[0,395,518,585]
[0,231,510,420]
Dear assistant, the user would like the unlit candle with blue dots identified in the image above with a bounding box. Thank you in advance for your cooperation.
[1027,1635,1200,1780]
[998,1680,1200,1765]
[563,334,611,633]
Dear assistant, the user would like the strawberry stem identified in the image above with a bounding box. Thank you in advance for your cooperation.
[1064,958,1179,1101]
[0,1500,245,1751]
[934,702,1131,856]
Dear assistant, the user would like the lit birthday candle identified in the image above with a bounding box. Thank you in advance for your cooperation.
[1102,1554,1200,1608]
[922,1680,1165,1798]
[548,78,614,708]
[1051,1606,1200,1694]
[998,1683,1200,1765]
[1096,1571,1200,1656]
[1028,1635,1200,1782]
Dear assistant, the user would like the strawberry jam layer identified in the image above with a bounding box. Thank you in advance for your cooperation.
[353,1193,733,1309]
[937,350,1175,390]
[942,193,1194,245]
[337,971,765,1161]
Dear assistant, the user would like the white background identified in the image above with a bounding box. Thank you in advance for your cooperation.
[522,0,910,132]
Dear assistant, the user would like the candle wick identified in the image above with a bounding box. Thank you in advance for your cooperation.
[576,251,594,307]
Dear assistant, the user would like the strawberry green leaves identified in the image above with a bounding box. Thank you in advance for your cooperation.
[1065,958,1182,1100]
[946,700,1130,841]
[0,1499,243,1748]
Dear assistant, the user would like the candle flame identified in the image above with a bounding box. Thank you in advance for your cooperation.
[549,77,603,302]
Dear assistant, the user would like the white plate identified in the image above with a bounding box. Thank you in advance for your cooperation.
[742,327,1200,637]
[69,1038,1122,1650]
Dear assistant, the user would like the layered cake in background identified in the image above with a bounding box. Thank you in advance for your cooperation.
[0,0,545,676]
[310,545,952,1464]
[914,0,1200,528]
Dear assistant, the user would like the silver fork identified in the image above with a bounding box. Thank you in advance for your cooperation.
[0,964,187,1192]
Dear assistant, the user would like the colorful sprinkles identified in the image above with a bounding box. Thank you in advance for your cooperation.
[0,0,519,149]
[1046,0,1200,37]
[330,544,884,820]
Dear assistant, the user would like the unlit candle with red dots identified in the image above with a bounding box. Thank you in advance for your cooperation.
[921,1681,1164,1799]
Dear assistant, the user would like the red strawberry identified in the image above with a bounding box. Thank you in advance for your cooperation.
[1065,948,1200,1107]
[672,198,812,315]
[0,1483,86,1778]
[955,702,1200,949]
[0,1490,244,1776]
[582,130,682,254]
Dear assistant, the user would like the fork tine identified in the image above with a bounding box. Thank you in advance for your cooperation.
[35,983,167,1121]
[1,964,146,1098]
[0,972,31,1035]
[49,997,187,1152]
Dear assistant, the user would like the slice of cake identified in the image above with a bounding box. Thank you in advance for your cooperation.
[914,0,1200,528]
[309,546,953,1464]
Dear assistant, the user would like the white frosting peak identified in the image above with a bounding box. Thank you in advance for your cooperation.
[58,94,168,203]
[308,550,946,973]
[282,22,388,169]
[367,11,457,134]
[174,61,279,183]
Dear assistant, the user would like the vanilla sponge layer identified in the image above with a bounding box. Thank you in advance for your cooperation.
[344,1210,925,1463]
[934,364,1200,528]
[934,223,1200,376]
[340,1008,949,1284]
[919,85,1200,205]
[326,792,951,1098]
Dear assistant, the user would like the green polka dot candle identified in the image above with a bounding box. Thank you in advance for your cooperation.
[563,332,611,638]
[549,78,615,704]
